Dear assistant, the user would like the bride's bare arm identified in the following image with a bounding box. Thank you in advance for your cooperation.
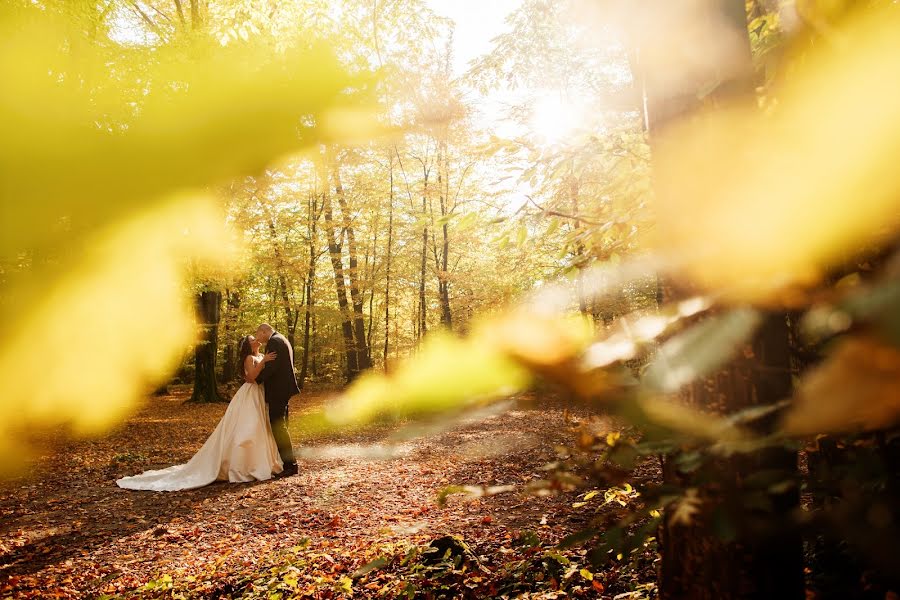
[244,352,277,383]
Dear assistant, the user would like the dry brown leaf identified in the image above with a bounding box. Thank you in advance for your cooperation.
[781,336,900,435]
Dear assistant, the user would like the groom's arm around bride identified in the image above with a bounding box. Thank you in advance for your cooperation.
[254,324,300,474]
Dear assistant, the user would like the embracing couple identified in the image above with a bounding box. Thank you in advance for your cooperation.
[117,324,299,492]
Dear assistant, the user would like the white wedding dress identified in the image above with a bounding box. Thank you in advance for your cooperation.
[117,356,283,491]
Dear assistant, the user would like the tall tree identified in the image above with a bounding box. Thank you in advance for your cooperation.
[298,188,323,389]
[319,149,361,382]
[329,152,373,372]
[630,1,804,597]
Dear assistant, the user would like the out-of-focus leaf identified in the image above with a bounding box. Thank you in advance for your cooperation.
[643,308,761,393]
[304,330,530,434]
[487,310,594,370]
[651,6,900,303]
[351,557,389,579]
[0,7,356,258]
[0,4,367,473]
[545,216,561,236]
[669,488,702,526]
[558,528,597,549]
[0,197,228,473]
[803,278,900,345]
[781,335,900,435]
[634,396,751,444]
[581,296,712,370]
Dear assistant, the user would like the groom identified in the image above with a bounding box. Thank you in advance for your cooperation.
[254,323,300,476]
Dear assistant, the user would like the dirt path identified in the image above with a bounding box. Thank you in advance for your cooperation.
[0,388,632,598]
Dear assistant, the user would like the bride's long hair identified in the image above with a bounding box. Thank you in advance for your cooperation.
[237,335,253,380]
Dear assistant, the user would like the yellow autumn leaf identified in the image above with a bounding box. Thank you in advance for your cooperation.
[483,309,594,369]
[0,196,229,473]
[0,4,367,472]
[650,5,900,304]
[304,331,531,433]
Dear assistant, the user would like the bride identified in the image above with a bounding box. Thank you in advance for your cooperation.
[117,334,284,491]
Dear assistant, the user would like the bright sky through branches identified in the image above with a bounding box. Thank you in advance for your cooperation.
[424,0,520,76]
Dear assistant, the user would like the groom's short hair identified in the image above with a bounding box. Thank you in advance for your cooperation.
[257,323,274,334]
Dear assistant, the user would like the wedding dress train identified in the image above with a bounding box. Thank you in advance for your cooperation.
[117,361,283,491]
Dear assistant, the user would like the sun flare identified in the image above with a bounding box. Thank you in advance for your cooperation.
[529,93,585,144]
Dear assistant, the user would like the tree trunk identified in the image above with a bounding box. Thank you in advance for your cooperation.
[189,0,201,30]
[436,139,452,328]
[384,151,394,366]
[264,212,298,350]
[319,151,359,382]
[173,0,187,28]
[299,191,319,390]
[635,1,804,598]
[569,165,589,316]
[330,155,372,372]
[189,290,225,403]
[222,342,235,382]
[657,316,801,600]
[220,289,240,383]
[418,164,429,340]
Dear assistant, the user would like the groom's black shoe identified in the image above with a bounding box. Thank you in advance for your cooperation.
[279,463,299,477]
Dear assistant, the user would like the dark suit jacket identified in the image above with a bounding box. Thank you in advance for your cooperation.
[256,332,300,408]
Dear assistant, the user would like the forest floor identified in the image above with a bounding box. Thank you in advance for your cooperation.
[0,387,658,599]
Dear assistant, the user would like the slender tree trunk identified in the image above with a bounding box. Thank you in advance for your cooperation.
[189,290,225,403]
[189,0,200,30]
[173,0,187,27]
[264,214,298,350]
[436,140,452,328]
[418,165,429,339]
[567,163,589,316]
[299,191,319,390]
[220,290,241,382]
[311,308,319,378]
[329,155,372,372]
[319,151,359,382]
[365,205,379,355]
[384,151,394,366]
[635,2,803,598]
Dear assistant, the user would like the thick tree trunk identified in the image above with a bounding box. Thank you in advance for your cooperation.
[657,316,802,600]
[189,290,225,403]
[635,1,804,598]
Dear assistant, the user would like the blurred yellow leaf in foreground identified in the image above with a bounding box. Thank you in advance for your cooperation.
[0,4,362,472]
[652,6,900,304]
[300,308,603,435]
[0,197,227,472]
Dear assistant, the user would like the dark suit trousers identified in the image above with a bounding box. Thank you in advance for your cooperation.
[268,400,295,466]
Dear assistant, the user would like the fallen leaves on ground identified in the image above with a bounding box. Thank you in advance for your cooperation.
[0,387,656,599]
